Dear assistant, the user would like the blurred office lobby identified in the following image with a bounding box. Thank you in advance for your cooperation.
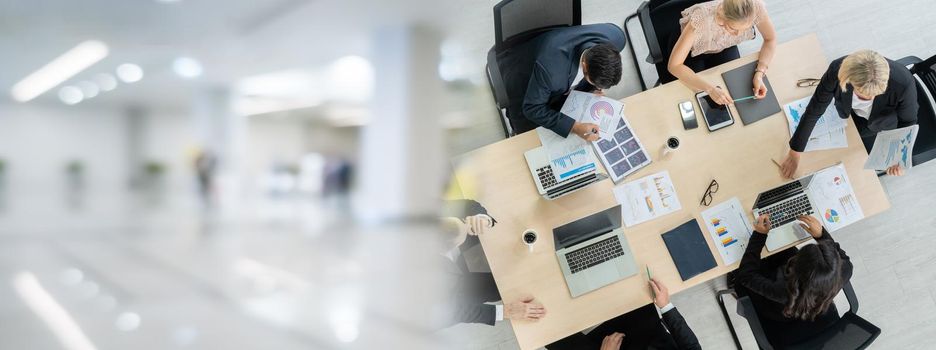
[0,0,497,349]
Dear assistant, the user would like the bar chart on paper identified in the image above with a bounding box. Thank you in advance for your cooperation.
[552,147,595,181]
[701,197,754,265]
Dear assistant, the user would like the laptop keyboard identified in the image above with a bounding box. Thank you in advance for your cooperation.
[566,236,625,274]
[760,194,814,229]
[536,166,558,189]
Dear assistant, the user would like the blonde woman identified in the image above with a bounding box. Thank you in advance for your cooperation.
[780,50,919,178]
[665,0,777,105]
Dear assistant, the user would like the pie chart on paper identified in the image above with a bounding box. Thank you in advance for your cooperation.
[824,209,840,223]
[590,101,614,122]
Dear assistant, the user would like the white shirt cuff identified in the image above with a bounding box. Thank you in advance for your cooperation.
[495,304,504,321]
[658,303,675,314]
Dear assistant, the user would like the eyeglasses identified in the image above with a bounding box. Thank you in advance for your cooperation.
[700,179,719,206]
[796,78,820,88]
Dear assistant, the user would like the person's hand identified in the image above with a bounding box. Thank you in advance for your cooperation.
[886,164,905,176]
[753,73,768,99]
[753,214,772,234]
[649,278,670,308]
[599,332,624,350]
[572,122,600,142]
[796,215,823,238]
[705,86,734,106]
[505,295,546,322]
[464,215,491,236]
[780,150,801,179]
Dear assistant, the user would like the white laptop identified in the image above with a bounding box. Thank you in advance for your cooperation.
[523,145,606,200]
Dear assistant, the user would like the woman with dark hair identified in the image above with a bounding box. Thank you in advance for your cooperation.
[734,214,853,346]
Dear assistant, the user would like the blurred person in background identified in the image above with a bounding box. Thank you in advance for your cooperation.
[499,23,626,141]
[194,150,217,207]
[439,199,546,326]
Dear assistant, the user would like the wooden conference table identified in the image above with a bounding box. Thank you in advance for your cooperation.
[451,34,890,350]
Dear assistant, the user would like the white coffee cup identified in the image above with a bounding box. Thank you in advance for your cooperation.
[663,136,680,155]
[522,229,538,252]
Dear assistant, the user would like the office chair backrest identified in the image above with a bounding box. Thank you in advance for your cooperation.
[493,0,581,50]
[646,0,710,60]
[910,54,936,165]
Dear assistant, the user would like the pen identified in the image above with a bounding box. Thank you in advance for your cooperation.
[583,127,599,136]
[771,158,782,169]
[733,95,756,102]
[647,265,656,298]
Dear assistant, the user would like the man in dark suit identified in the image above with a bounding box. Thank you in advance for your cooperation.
[780,49,918,178]
[439,200,546,327]
[498,23,627,140]
[545,278,701,350]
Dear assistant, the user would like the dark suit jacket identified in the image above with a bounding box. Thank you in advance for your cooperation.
[545,305,701,350]
[735,229,853,345]
[440,200,500,326]
[790,56,918,152]
[499,23,626,136]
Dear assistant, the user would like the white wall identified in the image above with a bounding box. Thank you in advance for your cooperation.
[0,104,129,198]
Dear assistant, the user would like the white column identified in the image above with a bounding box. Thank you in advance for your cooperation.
[191,87,246,210]
[355,25,446,222]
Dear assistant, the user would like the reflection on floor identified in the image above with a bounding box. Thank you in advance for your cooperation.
[0,192,448,350]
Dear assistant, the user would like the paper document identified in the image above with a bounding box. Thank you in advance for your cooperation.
[560,91,623,140]
[701,197,754,266]
[536,127,595,182]
[806,163,864,232]
[864,125,919,170]
[783,96,847,151]
[612,171,682,227]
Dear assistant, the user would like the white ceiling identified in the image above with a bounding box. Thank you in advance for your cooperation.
[0,0,470,112]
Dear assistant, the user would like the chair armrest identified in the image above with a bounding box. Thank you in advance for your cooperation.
[897,56,923,68]
[843,281,860,314]
[736,295,774,350]
[486,47,510,109]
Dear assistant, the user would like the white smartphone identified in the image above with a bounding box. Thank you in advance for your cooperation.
[695,91,735,131]
[678,100,698,130]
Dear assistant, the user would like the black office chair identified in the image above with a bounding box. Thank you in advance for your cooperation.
[624,0,708,91]
[486,0,581,138]
[716,281,880,350]
[897,55,936,166]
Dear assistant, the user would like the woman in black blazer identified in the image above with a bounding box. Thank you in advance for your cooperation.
[734,215,852,347]
[780,49,918,178]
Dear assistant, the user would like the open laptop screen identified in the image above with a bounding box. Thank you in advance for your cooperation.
[553,205,621,250]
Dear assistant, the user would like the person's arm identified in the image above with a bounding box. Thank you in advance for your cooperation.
[660,308,702,350]
[649,279,701,350]
[453,302,498,326]
[808,224,854,282]
[790,62,840,152]
[780,61,841,178]
[751,7,777,99]
[734,215,789,304]
[521,64,596,140]
[667,24,733,105]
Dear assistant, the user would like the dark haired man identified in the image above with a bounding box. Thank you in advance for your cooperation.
[499,23,626,140]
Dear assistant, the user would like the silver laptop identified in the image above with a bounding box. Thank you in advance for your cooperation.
[553,205,637,298]
[524,146,606,200]
[752,173,822,251]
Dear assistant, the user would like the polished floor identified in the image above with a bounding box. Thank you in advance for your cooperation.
[441,0,936,349]
[0,191,448,350]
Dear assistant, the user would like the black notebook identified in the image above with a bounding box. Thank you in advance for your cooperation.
[661,219,717,281]
[721,61,781,125]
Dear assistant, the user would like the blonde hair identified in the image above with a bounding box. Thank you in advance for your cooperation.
[839,50,889,97]
[721,0,758,23]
